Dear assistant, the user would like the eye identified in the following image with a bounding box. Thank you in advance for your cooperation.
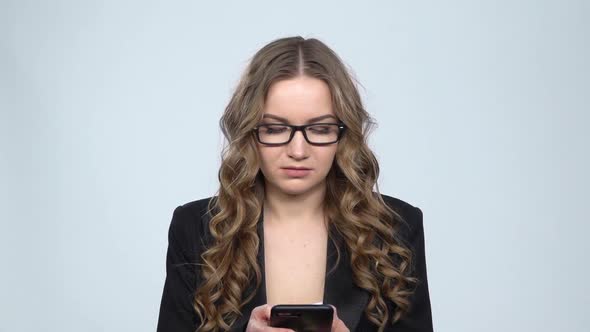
[261,125,289,134]
[308,125,334,134]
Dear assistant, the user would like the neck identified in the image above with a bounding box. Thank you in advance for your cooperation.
[263,181,326,225]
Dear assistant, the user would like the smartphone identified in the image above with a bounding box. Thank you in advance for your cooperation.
[270,304,334,332]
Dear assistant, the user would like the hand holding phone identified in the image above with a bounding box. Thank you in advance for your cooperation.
[246,304,295,332]
[270,304,334,332]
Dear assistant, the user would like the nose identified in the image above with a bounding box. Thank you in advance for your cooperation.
[286,129,309,160]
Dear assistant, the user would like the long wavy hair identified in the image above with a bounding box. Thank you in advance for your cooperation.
[194,36,418,331]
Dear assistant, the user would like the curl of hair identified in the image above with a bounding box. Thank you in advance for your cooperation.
[193,36,418,332]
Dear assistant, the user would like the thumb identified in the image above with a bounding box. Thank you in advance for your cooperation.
[329,305,339,326]
[329,305,349,332]
[251,304,272,321]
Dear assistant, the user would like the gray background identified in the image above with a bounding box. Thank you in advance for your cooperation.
[1,0,588,331]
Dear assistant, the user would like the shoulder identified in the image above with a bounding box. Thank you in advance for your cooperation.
[174,196,216,220]
[167,196,216,252]
[378,193,422,224]
[378,193,419,215]
[377,192,424,243]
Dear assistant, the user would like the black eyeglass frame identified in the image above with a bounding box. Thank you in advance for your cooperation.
[252,122,347,146]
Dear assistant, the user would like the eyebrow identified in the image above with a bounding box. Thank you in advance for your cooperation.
[261,114,338,124]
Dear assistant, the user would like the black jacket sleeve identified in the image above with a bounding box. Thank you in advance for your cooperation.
[156,205,201,332]
[388,206,434,331]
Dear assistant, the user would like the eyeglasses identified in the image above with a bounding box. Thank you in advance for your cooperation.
[253,123,346,146]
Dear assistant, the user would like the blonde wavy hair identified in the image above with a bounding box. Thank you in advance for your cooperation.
[194,36,417,331]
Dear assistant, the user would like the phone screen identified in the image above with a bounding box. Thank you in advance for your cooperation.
[270,304,333,332]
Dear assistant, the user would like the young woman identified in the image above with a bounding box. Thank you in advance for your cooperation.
[157,36,433,332]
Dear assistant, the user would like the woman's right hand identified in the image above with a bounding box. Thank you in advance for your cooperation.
[245,304,295,332]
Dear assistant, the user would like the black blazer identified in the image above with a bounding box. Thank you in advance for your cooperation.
[156,194,433,331]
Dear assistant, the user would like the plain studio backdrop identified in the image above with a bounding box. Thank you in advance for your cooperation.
[1,1,588,331]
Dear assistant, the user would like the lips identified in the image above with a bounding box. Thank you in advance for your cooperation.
[281,167,312,177]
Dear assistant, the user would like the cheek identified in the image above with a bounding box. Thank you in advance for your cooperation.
[315,147,338,170]
[256,146,280,170]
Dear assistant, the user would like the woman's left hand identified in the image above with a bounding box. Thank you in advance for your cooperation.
[329,305,350,332]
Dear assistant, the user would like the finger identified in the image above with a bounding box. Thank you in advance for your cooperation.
[328,305,349,332]
[251,304,272,321]
[329,304,338,317]
[329,305,339,328]
[333,319,350,332]
[261,328,294,332]
[250,317,288,332]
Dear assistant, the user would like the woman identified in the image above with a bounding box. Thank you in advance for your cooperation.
[157,36,433,332]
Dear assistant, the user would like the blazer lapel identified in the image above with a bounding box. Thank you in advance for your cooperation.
[323,224,370,331]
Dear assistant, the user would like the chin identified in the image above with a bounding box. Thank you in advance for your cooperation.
[274,185,309,196]
[273,179,324,196]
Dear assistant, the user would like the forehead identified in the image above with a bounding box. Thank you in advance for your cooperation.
[262,76,335,123]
